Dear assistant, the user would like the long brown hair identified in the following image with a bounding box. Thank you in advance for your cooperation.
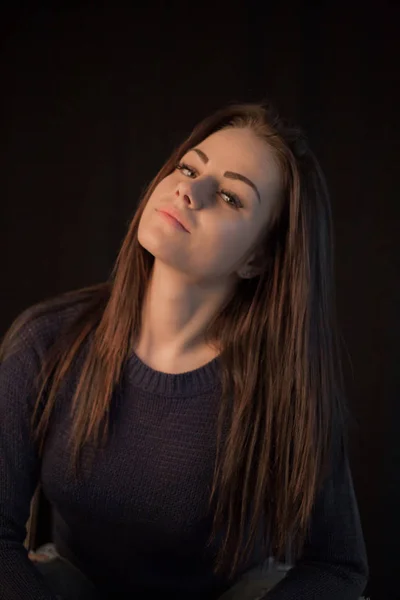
[1,101,349,580]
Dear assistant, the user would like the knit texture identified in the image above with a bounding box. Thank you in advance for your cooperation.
[0,304,369,599]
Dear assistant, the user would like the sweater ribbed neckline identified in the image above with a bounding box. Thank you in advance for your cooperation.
[126,349,222,397]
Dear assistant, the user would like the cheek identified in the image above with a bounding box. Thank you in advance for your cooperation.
[203,222,252,266]
[146,178,174,208]
[155,175,174,195]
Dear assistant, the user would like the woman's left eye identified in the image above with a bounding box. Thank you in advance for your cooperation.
[175,162,242,208]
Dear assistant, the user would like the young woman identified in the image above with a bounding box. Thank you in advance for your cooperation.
[0,101,369,599]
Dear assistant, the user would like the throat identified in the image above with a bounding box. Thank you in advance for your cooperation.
[133,342,221,374]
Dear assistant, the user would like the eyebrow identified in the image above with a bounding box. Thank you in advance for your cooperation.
[189,148,261,203]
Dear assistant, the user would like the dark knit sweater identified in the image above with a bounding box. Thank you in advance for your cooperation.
[0,304,368,599]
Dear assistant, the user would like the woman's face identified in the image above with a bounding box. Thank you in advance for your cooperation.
[138,126,281,283]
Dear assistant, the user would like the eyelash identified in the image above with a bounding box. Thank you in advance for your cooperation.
[175,162,242,209]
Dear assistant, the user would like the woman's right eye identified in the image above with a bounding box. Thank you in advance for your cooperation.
[176,162,197,178]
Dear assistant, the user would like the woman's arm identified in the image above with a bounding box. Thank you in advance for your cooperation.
[0,336,59,600]
[263,439,369,600]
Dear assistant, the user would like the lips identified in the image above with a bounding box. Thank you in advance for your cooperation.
[157,207,190,232]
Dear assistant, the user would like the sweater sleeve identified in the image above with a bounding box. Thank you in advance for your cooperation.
[0,334,59,600]
[264,440,369,600]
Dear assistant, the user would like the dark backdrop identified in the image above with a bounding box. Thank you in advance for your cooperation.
[1,4,399,599]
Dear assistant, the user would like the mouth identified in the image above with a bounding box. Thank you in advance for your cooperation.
[157,209,190,233]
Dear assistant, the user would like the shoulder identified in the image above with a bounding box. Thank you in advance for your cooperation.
[1,284,109,396]
[1,291,95,368]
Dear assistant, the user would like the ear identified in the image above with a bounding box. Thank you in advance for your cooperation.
[237,250,266,280]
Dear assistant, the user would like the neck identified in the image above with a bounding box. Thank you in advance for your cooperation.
[135,260,233,362]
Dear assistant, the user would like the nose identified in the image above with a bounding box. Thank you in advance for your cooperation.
[175,179,204,208]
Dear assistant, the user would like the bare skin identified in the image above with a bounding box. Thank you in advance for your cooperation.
[136,127,281,373]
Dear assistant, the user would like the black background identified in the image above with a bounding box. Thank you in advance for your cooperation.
[1,3,399,598]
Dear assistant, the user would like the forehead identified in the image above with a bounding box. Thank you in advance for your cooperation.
[194,127,281,199]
